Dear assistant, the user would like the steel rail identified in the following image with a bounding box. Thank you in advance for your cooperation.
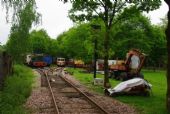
[58,69,112,114]
[42,69,60,114]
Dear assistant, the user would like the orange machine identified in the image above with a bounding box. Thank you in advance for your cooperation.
[109,49,146,81]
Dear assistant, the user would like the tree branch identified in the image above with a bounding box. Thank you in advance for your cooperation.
[115,1,127,13]
[108,0,117,28]
[98,0,105,7]
[87,6,104,20]
[109,1,126,28]
[111,14,127,27]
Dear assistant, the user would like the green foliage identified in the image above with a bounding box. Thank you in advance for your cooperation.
[55,10,166,68]
[110,7,152,58]
[62,0,162,83]
[66,68,106,93]
[29,29,51,54]
[148,25,167,68]
[47,39,59,56]
[0,64,34,114]
[160,15,168,30]
[67,0,161,24]
[1,0,40,25]
[56,24,94,62]
[67,68,167,114]
[0,44,5,52]
[5,1,40,63]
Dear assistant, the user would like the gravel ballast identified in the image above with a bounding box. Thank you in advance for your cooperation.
[25,68,137,114]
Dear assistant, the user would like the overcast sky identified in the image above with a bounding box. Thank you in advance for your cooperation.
[0,0,168,45]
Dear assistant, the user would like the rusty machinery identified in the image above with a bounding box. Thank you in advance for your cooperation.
[109,49,146,81]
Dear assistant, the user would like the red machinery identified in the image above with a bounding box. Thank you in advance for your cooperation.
[28,54,48,67]
[33,61,47,67]
[109,49,146,81]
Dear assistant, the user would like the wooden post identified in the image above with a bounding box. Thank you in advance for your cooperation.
[90,24,101,80]
[0,51,12,88]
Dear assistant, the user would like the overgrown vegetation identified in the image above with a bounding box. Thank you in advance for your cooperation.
[26,10,167,69]
[1,0,168,112]
[0,65,34,114]
[1,0,40,63]
[66,68,167,114]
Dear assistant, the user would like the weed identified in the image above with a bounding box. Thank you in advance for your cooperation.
[0,64,34,114]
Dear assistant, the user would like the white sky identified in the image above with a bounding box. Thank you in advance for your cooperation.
[0,0,169,45]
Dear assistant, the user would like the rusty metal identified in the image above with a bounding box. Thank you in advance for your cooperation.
[58,68,112,114]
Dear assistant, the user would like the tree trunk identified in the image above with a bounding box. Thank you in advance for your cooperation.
[165,0,170,112]
[104,26,110,88]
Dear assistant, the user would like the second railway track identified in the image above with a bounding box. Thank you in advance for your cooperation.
[38,67,114,114]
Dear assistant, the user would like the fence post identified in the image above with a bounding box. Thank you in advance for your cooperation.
[0,51,12,88]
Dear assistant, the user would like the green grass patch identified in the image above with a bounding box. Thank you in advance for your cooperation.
[67,68,105,93]
[0,64,35,114]
[66,68,167,114]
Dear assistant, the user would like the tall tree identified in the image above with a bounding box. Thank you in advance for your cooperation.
[1,0,39,24]
[111,7,152,58]
[30,29,50,54]
[1,0,40,63]
[56,24,94,61]
[60,0,161,87]
[164,0,170,112]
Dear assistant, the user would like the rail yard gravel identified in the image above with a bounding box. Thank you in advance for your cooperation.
[25,68,137,114]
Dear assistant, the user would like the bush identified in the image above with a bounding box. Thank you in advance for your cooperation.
[0,64,34,114]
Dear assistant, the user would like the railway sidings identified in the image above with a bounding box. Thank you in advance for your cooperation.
[38,67,111,114]
[25,67,136,114]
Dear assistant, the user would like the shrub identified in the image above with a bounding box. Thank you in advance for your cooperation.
[0,64,34,114]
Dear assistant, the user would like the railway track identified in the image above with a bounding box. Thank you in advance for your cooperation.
[38,67,113,114]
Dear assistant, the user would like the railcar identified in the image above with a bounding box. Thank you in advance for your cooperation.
[56,58,66,67]
[25,54,52,67]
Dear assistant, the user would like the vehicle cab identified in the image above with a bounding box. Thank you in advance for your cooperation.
[57,58,66,66]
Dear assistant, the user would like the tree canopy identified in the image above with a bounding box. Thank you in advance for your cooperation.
[3,0,40,63]
[60,0,162,87]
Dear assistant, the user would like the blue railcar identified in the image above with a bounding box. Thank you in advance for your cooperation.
[43,56,53,66]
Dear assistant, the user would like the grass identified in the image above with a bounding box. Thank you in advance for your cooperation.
[0,64,35,114]
[66,68,167,114]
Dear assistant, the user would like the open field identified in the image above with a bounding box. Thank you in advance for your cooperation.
[66,68,167,114]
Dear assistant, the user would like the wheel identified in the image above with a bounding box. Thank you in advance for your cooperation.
[114,71,121,80]
[108,71,115,78]
[119,72,128,81]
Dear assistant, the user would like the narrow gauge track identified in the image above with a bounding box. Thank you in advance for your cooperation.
[38,67,113,114]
